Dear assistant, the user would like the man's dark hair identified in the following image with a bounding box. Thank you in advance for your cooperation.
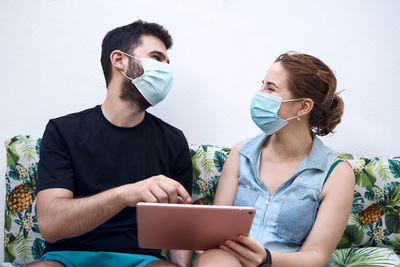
[101,20,173,86]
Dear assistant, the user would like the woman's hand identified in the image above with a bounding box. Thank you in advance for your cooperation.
[219,235,267,267]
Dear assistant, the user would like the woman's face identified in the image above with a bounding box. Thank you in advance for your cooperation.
[261,62,300,120]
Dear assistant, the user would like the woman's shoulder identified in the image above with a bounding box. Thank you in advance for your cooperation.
[234,133,268,154]
[334,159,355,180]
[232,141,243,151]
[322,158,355,198]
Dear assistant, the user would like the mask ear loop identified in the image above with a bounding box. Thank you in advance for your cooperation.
[282,98,304,103]
[121,51,141,61]
[282,98,304,121]
[120,70,134,81]
[286,115,299,121]
[120,51,142,81]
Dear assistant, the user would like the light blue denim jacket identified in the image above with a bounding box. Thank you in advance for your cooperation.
[234,133,338,253]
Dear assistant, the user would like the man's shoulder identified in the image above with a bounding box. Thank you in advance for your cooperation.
[49,106,98,127]
[146,112,184,136]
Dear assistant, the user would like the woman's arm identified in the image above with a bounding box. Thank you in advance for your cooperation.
[213,142,242,206]
[221,160,355,267]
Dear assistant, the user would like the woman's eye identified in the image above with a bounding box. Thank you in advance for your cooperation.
[268,87,275,92]
[152,56,161,61]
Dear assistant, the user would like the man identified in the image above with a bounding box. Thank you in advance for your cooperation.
[31,20,193,267]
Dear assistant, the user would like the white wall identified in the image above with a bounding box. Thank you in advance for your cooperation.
[0,0,399,261]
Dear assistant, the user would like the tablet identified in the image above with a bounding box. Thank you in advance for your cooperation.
[136,202,256,250]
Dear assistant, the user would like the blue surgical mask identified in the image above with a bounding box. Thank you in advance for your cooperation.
[250,91,303,135]
[120,52,173,106]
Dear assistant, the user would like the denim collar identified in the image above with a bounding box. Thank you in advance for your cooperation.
[238,133,331,178]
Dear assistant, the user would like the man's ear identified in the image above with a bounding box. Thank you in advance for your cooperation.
[298,98,314,117]
[110,50,127,72]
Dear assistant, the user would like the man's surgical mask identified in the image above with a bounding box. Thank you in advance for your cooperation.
[120,52,172,106]
[250,91,303,135]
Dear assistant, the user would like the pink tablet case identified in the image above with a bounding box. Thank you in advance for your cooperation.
[137,202,256,250]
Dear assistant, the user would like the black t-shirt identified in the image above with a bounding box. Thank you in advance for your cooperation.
[37,105,193,258]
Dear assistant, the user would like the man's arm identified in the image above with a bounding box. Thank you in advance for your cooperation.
[37,175,192,243]
[37,187,124,242]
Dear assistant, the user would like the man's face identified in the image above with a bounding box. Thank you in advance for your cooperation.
[120,35,170,110]
[132,34,170,64]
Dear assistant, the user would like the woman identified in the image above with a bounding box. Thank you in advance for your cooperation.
[195,52,355,267]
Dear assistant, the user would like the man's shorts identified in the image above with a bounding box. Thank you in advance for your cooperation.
[40,250,161,267]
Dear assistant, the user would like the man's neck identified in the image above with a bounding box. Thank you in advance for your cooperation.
[101,83,146,128]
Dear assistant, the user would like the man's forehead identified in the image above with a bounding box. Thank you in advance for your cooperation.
[133,35,169,62]
[136,35,167,52]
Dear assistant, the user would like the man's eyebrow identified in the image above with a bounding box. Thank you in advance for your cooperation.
[149,51,170,63]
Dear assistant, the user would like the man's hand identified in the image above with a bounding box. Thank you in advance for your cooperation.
[121,175,192,206]
[219,235,267,267]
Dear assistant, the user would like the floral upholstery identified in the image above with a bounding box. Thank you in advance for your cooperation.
[190,145,231,205]
[337,153,400,252]
[3,136,400,266]
[4,136,44,264]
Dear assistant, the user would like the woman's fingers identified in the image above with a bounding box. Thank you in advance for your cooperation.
[238,235,265,254]
[222,238,266,267]
[219,244,253,267]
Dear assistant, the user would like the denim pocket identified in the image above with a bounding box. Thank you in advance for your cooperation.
[234,183,259,207]
[276,184,319,244]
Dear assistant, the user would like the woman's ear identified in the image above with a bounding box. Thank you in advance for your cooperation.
[298,98,314,117]
[110,50,127,72]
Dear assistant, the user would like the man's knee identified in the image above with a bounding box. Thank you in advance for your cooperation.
[145,260,179,267]
[194,249,242,267]
[26,260,65,267]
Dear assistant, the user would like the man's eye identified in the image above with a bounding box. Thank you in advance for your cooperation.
[268,87,275,92]
[152,56,161,61]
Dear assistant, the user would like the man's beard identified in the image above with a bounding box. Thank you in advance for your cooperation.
[120,59,151,111]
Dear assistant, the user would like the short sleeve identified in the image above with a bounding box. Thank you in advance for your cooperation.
[36,120,75,194]
[172,131,193,196]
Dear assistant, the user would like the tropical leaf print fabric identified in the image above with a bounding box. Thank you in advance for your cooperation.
[4,136,43,264]
[329,247,399,266]
[2,137,400,266]
[337,153,400,254]
[190,145,231,205]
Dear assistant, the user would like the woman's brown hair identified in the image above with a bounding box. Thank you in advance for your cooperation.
[275,52,344,136]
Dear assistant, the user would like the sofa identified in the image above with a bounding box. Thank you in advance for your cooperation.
[2,135,400,266]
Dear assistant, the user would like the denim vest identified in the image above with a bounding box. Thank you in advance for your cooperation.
[234,133,338,253]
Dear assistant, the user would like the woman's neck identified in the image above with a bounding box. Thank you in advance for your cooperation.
[265,126,313,161]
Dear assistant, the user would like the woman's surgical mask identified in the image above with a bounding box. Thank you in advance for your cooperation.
[120,52,173,106]
[250,91,303,135]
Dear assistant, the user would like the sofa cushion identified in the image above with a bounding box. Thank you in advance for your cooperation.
[190,145,231,205]
[337,153,400,252]
[4,136,44,264]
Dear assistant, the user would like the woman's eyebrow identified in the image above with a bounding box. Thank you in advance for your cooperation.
[267,81,279,88]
